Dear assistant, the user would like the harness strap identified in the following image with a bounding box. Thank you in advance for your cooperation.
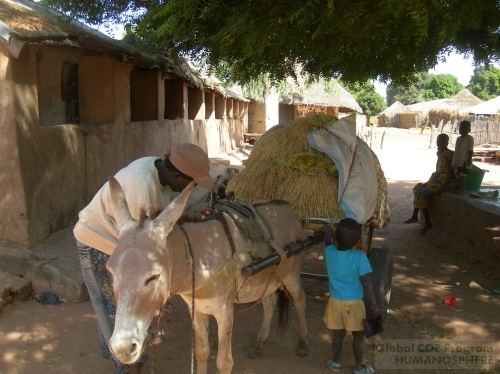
[247,204,287,264]
[204,212,236,255]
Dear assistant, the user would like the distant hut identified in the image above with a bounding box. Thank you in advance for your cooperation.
[396,110,420,129]
[406,98,447,126]
[428,89,482,127]
[459,95,500,119]
[278,78,362,125]
[378,101,405,127]
[247,75,362,133]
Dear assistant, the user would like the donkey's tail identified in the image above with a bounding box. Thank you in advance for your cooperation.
[277,289,290,336]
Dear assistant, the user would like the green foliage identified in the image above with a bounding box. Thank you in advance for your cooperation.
[387,72,463,105]
[343,81,386,115]
[386,72,431,105]
[427,74,463,99]
[468,66,500,100]
[41,0,500,86]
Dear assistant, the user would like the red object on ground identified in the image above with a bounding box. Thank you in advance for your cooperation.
[443,296,456,306]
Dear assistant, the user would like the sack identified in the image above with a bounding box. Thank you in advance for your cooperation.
[363,316,383,338]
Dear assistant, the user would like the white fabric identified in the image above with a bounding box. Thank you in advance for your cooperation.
[307,114,378,224]
[74,157,172,255]
[451,135,474,168]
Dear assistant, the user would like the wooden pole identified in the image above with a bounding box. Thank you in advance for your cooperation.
[429,125,436,148]
[487,121,490,144]
[380,131,386,149]
[365,224,374,256]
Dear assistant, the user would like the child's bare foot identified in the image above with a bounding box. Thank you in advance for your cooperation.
[485,226,500,235]
[404,218,418,224]
[420,224,433,236]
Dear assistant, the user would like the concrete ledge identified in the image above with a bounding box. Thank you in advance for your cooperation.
[428,189,500,272]
[0,246,88,302]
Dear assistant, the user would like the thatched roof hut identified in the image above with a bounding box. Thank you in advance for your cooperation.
[429,89,483,127]
[432,89,483,112]
[279,77,362,114]
[459,95,500,116]
[378,101,405,127]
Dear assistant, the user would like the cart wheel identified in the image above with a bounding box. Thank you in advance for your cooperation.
[363,246,393,320]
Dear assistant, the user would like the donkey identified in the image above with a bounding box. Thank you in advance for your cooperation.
[106,177,309,374]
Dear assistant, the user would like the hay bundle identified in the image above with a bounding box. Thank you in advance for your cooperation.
[228,113,347,221]
[229,113,391,227]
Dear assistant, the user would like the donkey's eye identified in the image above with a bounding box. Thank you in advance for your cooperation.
[145,274,160,286]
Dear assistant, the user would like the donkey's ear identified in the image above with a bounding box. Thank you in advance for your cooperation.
[108,176,134,231]
[153,181,196,237]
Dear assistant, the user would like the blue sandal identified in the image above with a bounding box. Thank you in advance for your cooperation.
[353,364,375,374]
[326,359,342,371]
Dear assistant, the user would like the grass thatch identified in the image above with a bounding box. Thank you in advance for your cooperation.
[397,112,418,129]
[227,113,347,221]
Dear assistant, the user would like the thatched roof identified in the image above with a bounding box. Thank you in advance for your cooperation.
[431,89,483,112]
[459,95,500,115]
[0,0,246,101]
[279,77,362,113]
[405,98,447,113]
[379,101,405,117]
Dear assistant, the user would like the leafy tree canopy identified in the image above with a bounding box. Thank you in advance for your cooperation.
[342,81,386,116]
[386,72,431,105]
[467,66,500,100]
[42,0,500,86]
[386,72,463,105]
[426,74,463,100]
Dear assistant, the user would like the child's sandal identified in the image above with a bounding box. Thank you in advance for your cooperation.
[353,363,375,374]
[326,359,342,371]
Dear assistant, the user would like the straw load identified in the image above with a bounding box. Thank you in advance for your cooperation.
[227,113,390,228]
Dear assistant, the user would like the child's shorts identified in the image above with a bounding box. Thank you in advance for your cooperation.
[323,297,365,332]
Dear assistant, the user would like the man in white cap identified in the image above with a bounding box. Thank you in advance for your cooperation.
[74,143,213,374]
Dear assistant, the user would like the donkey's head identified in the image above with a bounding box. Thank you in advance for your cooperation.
[106,176,195,364]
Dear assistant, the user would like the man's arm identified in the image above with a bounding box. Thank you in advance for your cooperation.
[321,223,334,247]
[360,273,382,319]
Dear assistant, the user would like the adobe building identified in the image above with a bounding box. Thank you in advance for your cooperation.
[0,0,248,297]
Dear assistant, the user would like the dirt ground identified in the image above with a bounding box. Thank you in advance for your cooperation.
[1,128,500,374]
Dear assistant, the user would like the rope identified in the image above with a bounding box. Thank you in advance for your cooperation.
[179,224,195,374]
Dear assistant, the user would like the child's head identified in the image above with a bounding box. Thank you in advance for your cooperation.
[436,133,449,152]
[335,218,361,249]
[459,120,471,136]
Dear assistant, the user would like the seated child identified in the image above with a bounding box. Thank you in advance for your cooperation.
[451,120,474,194]
[322,218,381,374]
[404,133,456,235]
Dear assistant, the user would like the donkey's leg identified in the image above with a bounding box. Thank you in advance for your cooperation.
[247,291,277,359]
[213,305,235,374]
[192,311,210,374]
[282,260,309,357]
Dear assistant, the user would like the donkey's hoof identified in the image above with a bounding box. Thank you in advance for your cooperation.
[247,348,263,359]
[297,348,309,358]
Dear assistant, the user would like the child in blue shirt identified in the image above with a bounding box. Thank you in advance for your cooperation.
[322,218,381,374]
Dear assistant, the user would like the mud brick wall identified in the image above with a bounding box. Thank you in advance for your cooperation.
[428,192,500,273]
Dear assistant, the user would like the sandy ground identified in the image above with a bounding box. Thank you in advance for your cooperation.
[1,128,500,374]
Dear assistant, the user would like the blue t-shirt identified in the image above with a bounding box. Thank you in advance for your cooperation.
[324,244,372,300]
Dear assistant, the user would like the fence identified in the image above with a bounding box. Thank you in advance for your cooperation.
[440,120,500,147]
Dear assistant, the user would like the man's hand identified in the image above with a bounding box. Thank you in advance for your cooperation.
[371,304,382,319]
[321,224,333,246]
